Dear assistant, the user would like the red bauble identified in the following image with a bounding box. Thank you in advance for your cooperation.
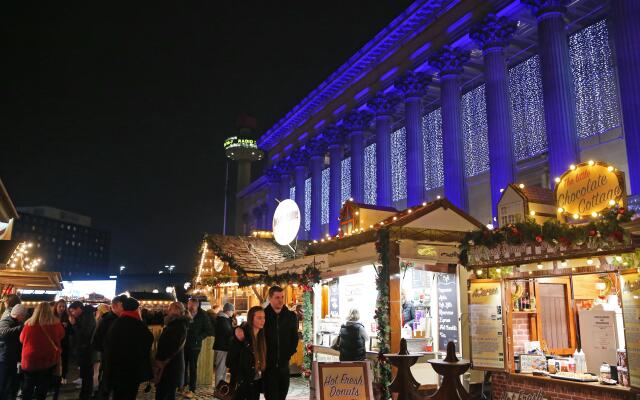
[535,235,543,243]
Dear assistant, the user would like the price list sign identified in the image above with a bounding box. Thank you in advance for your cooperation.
[437,272,459,352]
[469,280,505,371]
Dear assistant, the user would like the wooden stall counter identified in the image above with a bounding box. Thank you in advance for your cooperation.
[492,372,634,400]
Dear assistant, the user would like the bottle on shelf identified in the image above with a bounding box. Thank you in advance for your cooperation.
[529,294,536,311]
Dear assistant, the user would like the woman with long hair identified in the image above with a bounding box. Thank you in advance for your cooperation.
[227,306,266,400]
[92,303,110,391]
[154,302,189,400]
[20,302,65,400]
[50,299,70,400]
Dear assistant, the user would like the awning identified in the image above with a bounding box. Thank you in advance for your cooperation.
[0,240,19,265]
[0,270,63,290]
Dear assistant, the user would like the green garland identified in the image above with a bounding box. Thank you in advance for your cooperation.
[459,206,636,267]
[373,229,392,400]
[302,290,313,379]
[204,235,247,274]
[201,266,321,290]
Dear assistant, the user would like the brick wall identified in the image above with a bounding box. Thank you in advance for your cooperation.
[512,315,531,354]
[492,371,634,400]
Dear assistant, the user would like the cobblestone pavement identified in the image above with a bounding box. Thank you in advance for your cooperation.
[53,376,310,399]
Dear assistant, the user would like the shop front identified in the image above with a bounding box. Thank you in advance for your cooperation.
[463,162,640,400]
[291,199,483,391]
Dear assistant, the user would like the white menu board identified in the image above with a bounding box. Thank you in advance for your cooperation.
[578,307,618,374]
[469,280,505,371]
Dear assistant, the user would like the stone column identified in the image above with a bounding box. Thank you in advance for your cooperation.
[429,46,470,211]
[308,138,327,241]
[394,72,432,206]
[265,167,281,227]
[325,125,346,235]
[611,0,640,195]
[367,93,398,207]
[470,14,518,221]
[523,0,579,181]
[291,149,308,240]
[343,110,373,203]
[277,159,292,203]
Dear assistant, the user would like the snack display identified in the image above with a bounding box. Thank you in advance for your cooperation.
[549,372,598,382]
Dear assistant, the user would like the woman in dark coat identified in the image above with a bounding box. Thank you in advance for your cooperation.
[104,297,153,400]
[335,308,368,362]
[154,302,189,400]
[227,306,267,400]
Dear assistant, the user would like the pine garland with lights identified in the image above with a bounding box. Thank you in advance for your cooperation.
[201,266,321,290]
[460,205,636,267]
[373,228,392,400]
[302,290,313,379]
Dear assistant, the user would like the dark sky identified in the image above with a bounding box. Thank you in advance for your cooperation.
[1,1,414,274]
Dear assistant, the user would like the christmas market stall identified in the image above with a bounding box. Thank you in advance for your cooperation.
[462,161,639,400]
[276,199,483,396]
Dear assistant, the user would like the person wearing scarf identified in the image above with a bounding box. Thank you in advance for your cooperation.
[104,297,153,400]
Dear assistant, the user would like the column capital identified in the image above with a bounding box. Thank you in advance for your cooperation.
[306,136,328,158]
[265,166,281,184]
[429,45,470,76]
[521,0,568,18]
[470,14,518,51]
[323,124,346,147]
[343,110,373,133]
[289,148,309,168]
[394,72,432,99]
[275,158,292,175]
[367,92,401,116]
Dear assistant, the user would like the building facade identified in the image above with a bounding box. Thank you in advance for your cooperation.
[237,0,640,241]
[12,206,111,279]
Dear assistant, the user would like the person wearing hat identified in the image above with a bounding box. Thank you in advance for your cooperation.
[0,303,26,400]
[68,301,96,400]
[104,297,153,400]
[213,303,234,386]
[92,295,126,400]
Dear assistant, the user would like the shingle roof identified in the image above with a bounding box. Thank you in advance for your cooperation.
[512,184,556,205]
[205,234,308,274]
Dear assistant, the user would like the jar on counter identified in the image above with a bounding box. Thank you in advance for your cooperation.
[600,363,612,382]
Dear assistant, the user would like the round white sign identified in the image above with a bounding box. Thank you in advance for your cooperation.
[272,199,301,246]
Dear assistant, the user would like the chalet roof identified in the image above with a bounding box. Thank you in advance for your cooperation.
[204,234,308,274]
[348,202,398,213]
[508,184,555,205]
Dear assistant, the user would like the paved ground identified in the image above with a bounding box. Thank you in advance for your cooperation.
[53,376,310,399]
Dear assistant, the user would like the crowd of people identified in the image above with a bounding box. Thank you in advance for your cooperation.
[0,285,303,400]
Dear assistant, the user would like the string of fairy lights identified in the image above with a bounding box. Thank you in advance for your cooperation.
[321,167,330,225]
[462,83,489,178]
[364,142,377,205]
[5,242,43,272]
[391,126,407,202]
[422,108,444,191]
[340,157,351,202]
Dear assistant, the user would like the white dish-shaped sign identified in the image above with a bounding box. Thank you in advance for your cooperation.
[273,199,301,246]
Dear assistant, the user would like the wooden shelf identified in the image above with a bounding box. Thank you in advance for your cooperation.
[511,310,538,315]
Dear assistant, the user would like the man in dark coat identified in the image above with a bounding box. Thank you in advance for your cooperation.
[68,301,96,400]
[104,297,153,400]
[156,302,189,400]
[262,286,299,400]
[0,304,26,400]
[213,303,234,385]
[92,295,126,400]
[182,298,213,398]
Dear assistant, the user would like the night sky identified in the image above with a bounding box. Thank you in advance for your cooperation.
[1,1,413,274]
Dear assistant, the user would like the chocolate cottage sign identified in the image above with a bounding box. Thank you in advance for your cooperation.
[555,161,625,219]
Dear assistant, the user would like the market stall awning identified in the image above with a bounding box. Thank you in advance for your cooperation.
[0,179,18,223]
[205,234,308,274]
[0,270,63,290]
[0,240,19,265]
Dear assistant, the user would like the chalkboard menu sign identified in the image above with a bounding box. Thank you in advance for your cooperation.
[437,272,459,353]
[329,280,339,318]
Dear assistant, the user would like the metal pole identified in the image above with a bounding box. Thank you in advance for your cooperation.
[223,160,230,235]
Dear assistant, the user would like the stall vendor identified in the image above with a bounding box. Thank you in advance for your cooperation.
[402,290,415,328]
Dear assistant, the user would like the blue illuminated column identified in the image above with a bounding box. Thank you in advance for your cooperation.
[395,72,431,206]
[265,166,281,226]
[290,149,308,240]
[367,93,398,207]
[260,203,268,231]
[252,207,262,231]
[308,138,327,240]
[524,0,579,180]
[612,0,640,195]
[470,14,518,220]
[429,46,470,211]
[343,110,373,203]
[277,159,292,205]
[325,125,345,235]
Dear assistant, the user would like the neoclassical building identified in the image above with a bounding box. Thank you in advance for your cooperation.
[235,0,640,241]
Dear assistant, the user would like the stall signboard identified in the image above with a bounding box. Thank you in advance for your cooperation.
[437,272,459,352]
[272,199,301,246]
[621,271,640,390]
[469,280,505,371]
[329,280,339,318]
[554,161,624,218]
[313,361,373,400]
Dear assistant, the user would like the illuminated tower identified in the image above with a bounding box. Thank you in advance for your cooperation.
[223,115,264,234]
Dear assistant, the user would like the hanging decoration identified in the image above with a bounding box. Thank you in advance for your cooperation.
[302,290,313,379]
[373,228,392,400]
[460,205,636,267]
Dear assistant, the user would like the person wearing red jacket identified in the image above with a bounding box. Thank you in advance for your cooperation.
[19,302,65,400]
